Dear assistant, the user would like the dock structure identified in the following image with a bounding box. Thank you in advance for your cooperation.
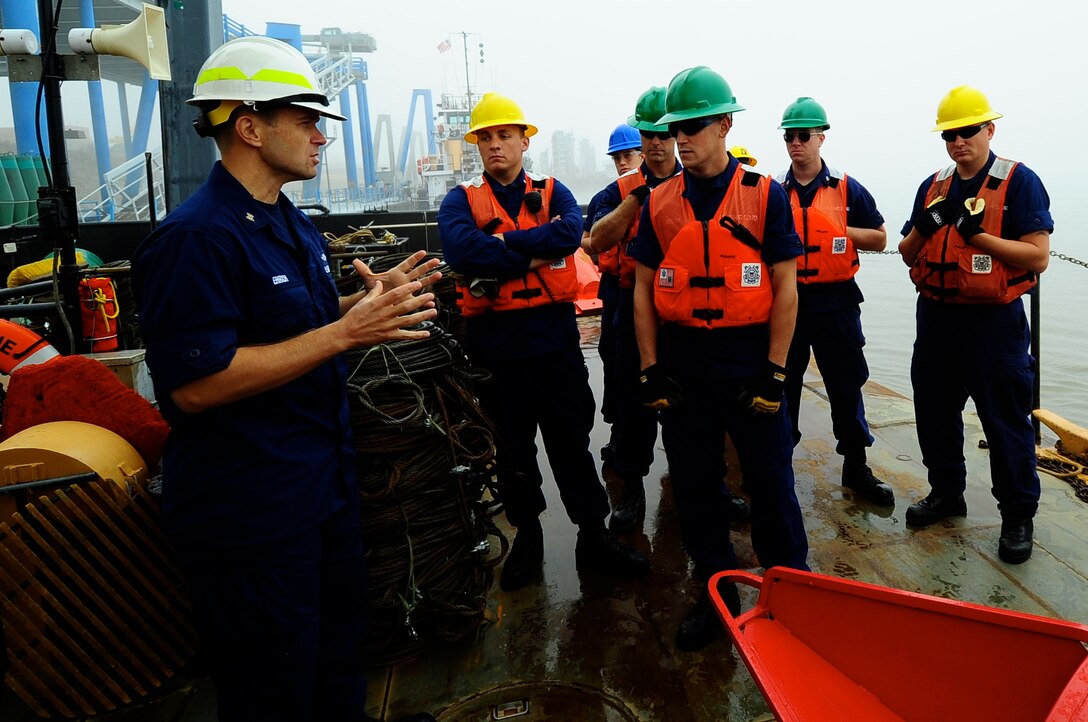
[1,315,1085,721]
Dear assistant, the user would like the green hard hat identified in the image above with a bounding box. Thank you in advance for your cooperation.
[779,96,830,130]
[627,86,669,132]
[657,66,745,125]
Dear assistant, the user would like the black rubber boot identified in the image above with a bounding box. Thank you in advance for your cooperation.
[499,519,544,591]
[608,478,646,533]
[575,524,650,577]
[676,580,740,652]
[998,518,1033,564]
[905,492,967,527]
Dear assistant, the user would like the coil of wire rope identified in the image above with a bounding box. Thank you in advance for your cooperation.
[344,320,506,666]
[338,251,467,350]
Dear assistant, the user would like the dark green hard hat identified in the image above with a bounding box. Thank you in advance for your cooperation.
[627,86,669,132]
[779,96,830,130]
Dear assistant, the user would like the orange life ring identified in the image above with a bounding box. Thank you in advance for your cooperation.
[416,156,432,175]
[0,318,60,375]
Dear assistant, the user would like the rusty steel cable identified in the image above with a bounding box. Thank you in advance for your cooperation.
[336,252,467,349]
[344,321,505,666]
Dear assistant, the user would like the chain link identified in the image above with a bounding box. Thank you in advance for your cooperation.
[860,250,1088,268]
[1037,446,1088,503]
[1049,250,1088,269]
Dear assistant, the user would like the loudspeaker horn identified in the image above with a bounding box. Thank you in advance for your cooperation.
[67,3,170,81]
[0,29,38,56]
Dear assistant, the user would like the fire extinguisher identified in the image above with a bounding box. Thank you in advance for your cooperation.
[78,277,120,352]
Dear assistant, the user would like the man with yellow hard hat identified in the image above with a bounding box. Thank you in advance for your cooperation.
[437,93,650,591]
[729,145,758,167]
[899,85,1052,564]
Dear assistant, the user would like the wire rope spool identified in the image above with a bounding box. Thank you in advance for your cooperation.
[344,322,505,665]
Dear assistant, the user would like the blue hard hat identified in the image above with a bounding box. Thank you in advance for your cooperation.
[606,123,642,155]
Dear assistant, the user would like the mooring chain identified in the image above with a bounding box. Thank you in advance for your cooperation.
[1037,446,1088,503]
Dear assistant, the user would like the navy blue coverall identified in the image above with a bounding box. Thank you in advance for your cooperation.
[593,159,681,484]
[133,162,367,722]
[437,171,611,531]
[628,160,810,580]
[777,164,884,458]
[585,187,620,426]
[902,151,1053,520]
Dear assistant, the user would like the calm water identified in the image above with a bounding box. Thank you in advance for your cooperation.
[857,252,1088,436]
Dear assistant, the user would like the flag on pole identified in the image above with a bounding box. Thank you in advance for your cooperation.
[437,39,451,53]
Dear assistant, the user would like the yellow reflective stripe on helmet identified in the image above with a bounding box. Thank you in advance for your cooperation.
[195,66,317,90]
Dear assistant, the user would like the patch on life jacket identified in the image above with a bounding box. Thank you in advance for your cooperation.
[832,236,848,254]
[971,255,993,274]
[658,267,675,288]
[741,263,762,287]
[550,258,568,270]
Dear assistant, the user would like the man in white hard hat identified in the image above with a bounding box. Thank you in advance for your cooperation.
[133,36,438,722]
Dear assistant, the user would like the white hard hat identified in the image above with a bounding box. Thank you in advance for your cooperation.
[188,36,345,125]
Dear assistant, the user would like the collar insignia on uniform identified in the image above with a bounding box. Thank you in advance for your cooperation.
[245,212,255,222]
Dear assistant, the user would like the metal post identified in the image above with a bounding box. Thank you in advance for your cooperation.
[461,31,472,113]
[37,0,82,354]
[1031,281,1041,444]
[145,152,158,230]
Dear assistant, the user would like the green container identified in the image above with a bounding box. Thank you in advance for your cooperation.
[16,155,41,204]
[0,164,13,227]
[1,156,30,225]
[33,155,49,189]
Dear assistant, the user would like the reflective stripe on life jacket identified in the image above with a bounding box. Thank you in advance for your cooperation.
[648,170,773,329]
[457,172,579,317]
[778,167,858,284]
[910,157,1036,304]
[0,318,60,375]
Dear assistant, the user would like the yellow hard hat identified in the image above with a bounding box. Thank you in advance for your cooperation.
[729,145,757,167]
[932,86,1003,132]
[465,93,538,143]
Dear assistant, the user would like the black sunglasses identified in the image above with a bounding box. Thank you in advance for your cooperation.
[640,130,671,141]
[668,116,719,138]
[783,130,819,143]
[940,124,988,142]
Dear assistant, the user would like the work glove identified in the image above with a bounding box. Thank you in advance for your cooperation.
[481,217,503,235]
[738,361,788,415]
[629,184,651,204]
[955,197,986,240]
[638,364,684,410]
[911,196,956,238]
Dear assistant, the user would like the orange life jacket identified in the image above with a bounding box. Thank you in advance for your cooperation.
[598,245,620,277]
[456,172,579,317]
[780,168,859,284]
[615,171,646,289]
[910,157,1036,304]
[648,169,774,329]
